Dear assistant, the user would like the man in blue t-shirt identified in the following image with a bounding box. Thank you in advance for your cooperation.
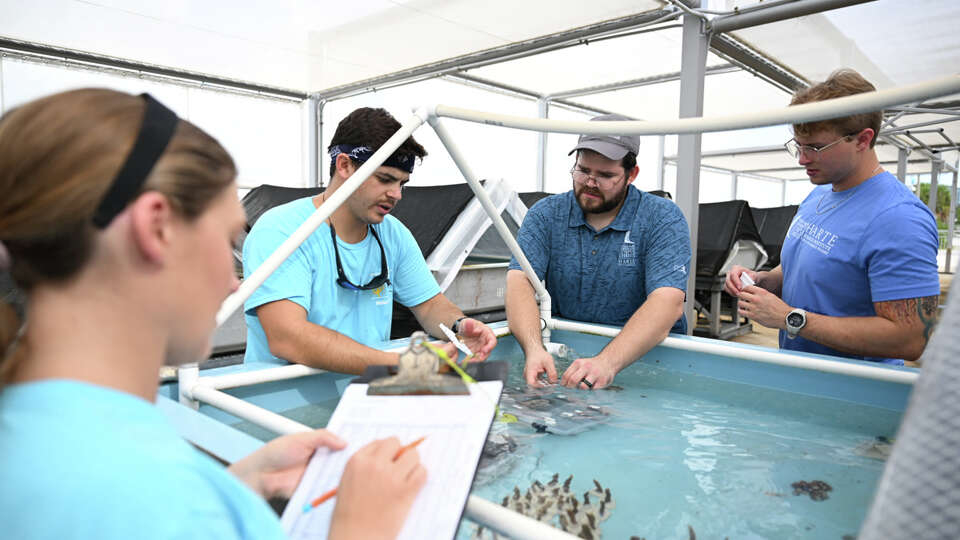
[243,108,496,372]
[725,69,939,365]
[506,114,690,389]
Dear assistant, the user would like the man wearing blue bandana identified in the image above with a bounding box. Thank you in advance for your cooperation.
[506,114,690,390]
[243,108,496,372]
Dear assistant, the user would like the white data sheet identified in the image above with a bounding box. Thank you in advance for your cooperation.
[281,380,503,540]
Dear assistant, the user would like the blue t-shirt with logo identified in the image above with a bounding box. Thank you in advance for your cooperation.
[0,380,285,540]
[243,197,440,364]
[779,171,940,364]
[509,187,690,333]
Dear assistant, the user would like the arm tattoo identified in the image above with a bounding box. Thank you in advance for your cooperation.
[875,295,940,345]
[916,295,939,344]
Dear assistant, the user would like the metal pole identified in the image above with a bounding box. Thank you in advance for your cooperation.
[676,2,708,334]
[781,178,787,206]
[897,147,908,183]
[0,37,307,101]
[948,164,958,273]
[709,0,876,33]
[312,10,678,101]
[657,135,666,190]
[305,96,319,188]
[317,98,326,187]
[0,55,4,114]
[929,159,942,216]
[731,172,738,199]
[535,98,549,192]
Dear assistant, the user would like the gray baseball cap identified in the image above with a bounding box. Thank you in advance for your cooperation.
[568,113,640,160]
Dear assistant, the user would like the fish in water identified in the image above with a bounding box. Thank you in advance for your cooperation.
[602,384,625,392]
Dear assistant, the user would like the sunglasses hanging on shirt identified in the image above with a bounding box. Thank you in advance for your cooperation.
[330,224,390,291]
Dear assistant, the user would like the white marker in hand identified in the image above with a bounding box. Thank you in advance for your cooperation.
[740,272,756,288]
[438,323,473,358]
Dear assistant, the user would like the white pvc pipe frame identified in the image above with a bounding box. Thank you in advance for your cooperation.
[179,75,960,537]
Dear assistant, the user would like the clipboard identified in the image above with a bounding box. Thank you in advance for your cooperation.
[280,334,507,540]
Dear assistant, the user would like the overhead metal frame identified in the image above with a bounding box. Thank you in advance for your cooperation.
[0,36,308,101]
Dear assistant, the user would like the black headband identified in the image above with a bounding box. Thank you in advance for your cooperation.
[92,93,179,228]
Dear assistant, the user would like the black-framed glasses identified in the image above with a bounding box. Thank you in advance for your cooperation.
[330,224,390,291]
[784,132,859,159]
[570,167,624,189]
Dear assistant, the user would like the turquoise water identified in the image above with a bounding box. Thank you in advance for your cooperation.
[462,356,901,539]
[224,344,902,539]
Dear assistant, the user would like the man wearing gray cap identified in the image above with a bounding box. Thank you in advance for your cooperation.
[505,114,691,390]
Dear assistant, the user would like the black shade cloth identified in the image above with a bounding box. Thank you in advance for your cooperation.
[696,200,763,277]
[390,183,476,258]
[468,211,519,262]
[752,205,799,270]
[519,191,551,209]
[241,184,325,231]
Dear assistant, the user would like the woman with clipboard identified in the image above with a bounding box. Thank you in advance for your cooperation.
[0,89,424,540]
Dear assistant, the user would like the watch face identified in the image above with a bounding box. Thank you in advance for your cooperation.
[787,312,804,327]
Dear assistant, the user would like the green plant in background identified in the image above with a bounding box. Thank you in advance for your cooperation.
[916,183,958,227]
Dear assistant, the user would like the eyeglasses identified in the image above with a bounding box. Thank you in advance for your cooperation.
[570,167,624,189]
[784,132,859,159]
[330,224,390,291]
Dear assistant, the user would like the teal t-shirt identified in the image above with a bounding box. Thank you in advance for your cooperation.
[0,380,285,540]
[243,197,440,364]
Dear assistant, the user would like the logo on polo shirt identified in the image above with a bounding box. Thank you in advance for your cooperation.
[618,231,637,266]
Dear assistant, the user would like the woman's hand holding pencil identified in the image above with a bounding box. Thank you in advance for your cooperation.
[323,437,427,540]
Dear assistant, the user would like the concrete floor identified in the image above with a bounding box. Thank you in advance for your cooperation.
[725,272,955,351]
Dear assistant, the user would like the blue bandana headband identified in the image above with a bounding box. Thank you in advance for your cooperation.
[328,144,416,174]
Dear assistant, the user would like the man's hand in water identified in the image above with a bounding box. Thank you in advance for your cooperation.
[523,347,558,386]
[560,356,616,390]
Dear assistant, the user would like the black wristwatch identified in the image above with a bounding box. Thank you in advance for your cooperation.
[452,316,468,335]
[785,309,807,339]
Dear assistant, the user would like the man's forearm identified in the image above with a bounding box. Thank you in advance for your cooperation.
[801,312,925,361]
[599,290,684,372]
[409,294,464,340]
[270,321,398,374]
[505,270,546,355]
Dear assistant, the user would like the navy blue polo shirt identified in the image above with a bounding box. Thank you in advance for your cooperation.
[509,186,690,333]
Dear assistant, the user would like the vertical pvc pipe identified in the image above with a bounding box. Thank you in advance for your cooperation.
[178,363,200,410]
[428,115,553,342]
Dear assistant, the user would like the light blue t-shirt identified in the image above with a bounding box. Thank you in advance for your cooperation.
[779,171,940,364]
[0,380,285,540]
[509,186,690,333]
[243,197,440,364]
